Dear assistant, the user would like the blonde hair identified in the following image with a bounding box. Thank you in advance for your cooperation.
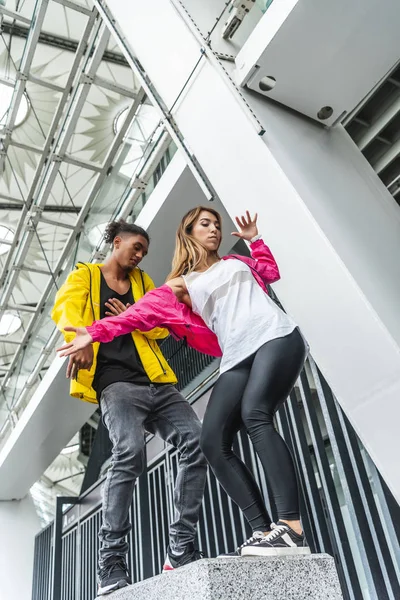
[167,206,222,280]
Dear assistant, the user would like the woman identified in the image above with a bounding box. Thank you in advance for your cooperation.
[58,207,309,557]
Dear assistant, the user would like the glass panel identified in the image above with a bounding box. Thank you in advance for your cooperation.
[256,0,274,13]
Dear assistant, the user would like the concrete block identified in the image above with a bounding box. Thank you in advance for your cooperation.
[110,554,343,599]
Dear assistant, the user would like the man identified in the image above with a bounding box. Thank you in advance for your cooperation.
[52,220,207,596]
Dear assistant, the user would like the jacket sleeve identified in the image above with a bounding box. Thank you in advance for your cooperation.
[248,239,280,284]
[87,288,167,343]
[138,272,169,340]
[51,267,90,342]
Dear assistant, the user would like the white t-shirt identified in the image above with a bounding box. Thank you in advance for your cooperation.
[183,259,300,374]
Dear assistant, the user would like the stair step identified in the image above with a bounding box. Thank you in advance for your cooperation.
[109,554,343,600]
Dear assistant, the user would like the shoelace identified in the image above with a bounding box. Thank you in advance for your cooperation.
[263,524,289,543]
[99,559,128,579]
[238,531,266,550]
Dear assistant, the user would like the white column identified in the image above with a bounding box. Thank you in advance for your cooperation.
[104,0,400,503]
[0,495,40,599]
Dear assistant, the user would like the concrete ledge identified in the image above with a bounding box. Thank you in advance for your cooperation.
[112,554,343,600]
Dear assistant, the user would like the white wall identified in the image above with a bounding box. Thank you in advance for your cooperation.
[246,91,400,346]
[0,357,95,501]
[104,0,400,503]
[0,495,40,599]
[138,152,240,285]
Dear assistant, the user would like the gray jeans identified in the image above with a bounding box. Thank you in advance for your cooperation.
[98,382,207,569]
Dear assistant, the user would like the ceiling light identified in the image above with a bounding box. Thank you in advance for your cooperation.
[114,106,129,135]
[87,222,107,248]
[114,104,160,143]
[0,225,14,256]
[0,311,22,336]
[0,84,30,128]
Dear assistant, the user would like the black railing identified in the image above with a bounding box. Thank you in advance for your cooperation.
[160,336,216,391]
[32,341,400,600]
[32,522,54,600]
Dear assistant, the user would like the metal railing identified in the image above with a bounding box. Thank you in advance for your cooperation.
[32,339,400,600]
[32,522,54,600]
[159,336,216,391]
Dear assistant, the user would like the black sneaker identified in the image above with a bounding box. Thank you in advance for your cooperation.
[162,543,205,572]
[97,557,132,596]
[218,530,269,558]
[241,521,310,556]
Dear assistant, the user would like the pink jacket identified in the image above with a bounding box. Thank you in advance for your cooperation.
[87,239,280,357]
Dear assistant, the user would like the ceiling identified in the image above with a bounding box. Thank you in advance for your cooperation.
[0,0,173,524]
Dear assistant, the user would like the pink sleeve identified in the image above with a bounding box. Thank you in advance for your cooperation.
[248,239,280,284]
[87,291,165,343]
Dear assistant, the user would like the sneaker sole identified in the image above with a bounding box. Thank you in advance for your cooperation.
[162,566,174,573]
[97,579,130,596]
[242,546,311,557]
[162,561,200,573]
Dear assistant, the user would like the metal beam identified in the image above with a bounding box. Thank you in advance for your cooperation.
[0,4,180,447]
[387,173,400,191]
[62,154,103,172]
[38,216,77,230]
[0,204,79,212]
[93,75,137,98]
[52,0,93,17]
[0,77,15,88]
[357,93,400,151]
[0,17,106,414]
[0,11,107,435]
[9,140,44,154]
[0,6,31,24]
[0,88,145,398]
[373,138,400,174]
[20,266,54,276]
[33,24,111,213]
[0,0,50,182]
[7,303,37,314]
[343,58,400,126]
[0,8,98,295]
[93,0,216,203]
[27,73,65,93]
[118,131,171,222]
[388,77,400,89]
[1,22,129,66]
[0,194,24,204]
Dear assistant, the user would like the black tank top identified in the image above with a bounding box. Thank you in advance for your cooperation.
[92,273,150,396]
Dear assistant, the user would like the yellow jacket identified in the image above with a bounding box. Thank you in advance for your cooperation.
[51,262,177,403]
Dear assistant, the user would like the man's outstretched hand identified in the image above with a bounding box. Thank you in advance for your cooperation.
[57,327,94,364]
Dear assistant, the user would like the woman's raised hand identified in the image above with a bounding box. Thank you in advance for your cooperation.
[232,211,258,242]
[57,326,94,358]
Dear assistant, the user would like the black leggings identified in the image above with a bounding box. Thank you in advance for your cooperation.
[200,328,306,532]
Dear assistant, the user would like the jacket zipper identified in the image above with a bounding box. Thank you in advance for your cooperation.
[75,263,97,386]
[146,338,166,375]
[79,264,167,379]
